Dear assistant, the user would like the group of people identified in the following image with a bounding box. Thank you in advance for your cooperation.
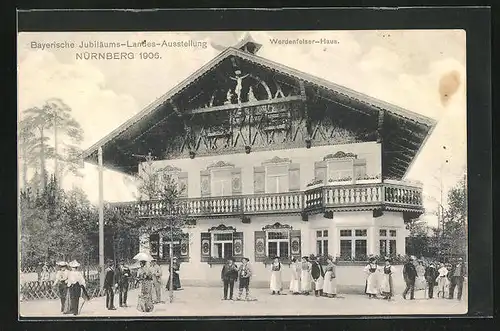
[52,256,183,314]
[401,256,467,301]
[52,260,90,315]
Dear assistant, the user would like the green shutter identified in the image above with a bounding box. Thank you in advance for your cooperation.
[288,163,300,191]
[178,172,188,197]
[254,166,265,194]
[290,230,301,260]
[314,161,327,183]
[254,230,266,262]
[200,170,211,197]
[201,232,211,262]
[233,232,244,260]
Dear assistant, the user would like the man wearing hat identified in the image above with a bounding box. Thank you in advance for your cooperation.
[402,256,417,300]
[424,262,439,299]
[221,257,238,300]
[448,257,466,300]
[115,259,131,307]
[103,259,117,310]
[310,255,325,297]
[53,261,69,312]
[150,259,163,303]
[237,257,252,300]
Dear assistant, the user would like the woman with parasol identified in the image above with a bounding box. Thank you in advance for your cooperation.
[133,252,154,312]
[65,260,90,315]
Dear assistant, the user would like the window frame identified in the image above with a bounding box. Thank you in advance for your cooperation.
[326,158,355,181]
[210,167,233,197]
[338,228,368,259]
[265,229,290,259]
[211,230,234,259]
[315,229,329,256]
[264,163,290,194]
[379,228,398,256]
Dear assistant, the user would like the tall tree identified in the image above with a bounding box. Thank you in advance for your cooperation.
[44,98,84,186]
[441,176,467,259]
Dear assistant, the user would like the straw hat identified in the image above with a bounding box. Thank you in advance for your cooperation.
[56,261,67,266]
[68,260,80,268]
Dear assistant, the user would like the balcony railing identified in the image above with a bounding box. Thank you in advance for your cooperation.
[111,180,422,218]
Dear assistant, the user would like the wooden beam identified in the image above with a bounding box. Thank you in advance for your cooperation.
[386,142,417,157]
[129,107,175,145]
[187,95,303,114]
[299,80,307,101]
[391,155,412,166]
[377,110,385,143]
[312,89,374,117]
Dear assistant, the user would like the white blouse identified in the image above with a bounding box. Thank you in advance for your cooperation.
[66,270,86,287]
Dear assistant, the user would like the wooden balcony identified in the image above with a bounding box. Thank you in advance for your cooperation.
[111,180,423,219]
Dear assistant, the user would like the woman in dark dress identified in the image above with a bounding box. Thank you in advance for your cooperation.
[166,257,181,290]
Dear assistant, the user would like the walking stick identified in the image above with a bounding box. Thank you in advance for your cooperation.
[78,300,85,315]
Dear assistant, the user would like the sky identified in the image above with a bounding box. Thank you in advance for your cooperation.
[17,30,467,227]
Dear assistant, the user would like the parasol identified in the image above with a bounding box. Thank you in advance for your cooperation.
[133,252,153,262]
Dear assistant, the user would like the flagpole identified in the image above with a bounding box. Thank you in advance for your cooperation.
[98,146,105,289]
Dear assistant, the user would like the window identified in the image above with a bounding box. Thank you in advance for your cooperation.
[266,230,289,258]
[266,165,289,193]
[327,159,353,181]
[212,232,233,259]
[380,228,397,256]
[339,228,368,259]
[162,240,181,258]
[340,230,352,237]
[316,230,329,256]
[211,170,232,197]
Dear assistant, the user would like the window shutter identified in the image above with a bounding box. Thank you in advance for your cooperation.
[233,232,244,260]
[178,172,188,197]
[288,163,300,191]
[201,232,211,262]
[254,166,265,194]
[180,233,189,258]
[150,234,160,257]
[290,230,301,260]
[353,159,367,179]
[231,168,242,194]
[254,231,266,262]
[200,170,211,197]
[314,161,327,183]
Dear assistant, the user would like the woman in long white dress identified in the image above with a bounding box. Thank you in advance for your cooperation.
[379,258,395,300]
[289,257,301,295]
[300,256,312,295]
[364,257,379,298]
[415,260,426,291]
[269,257,283,295]
[322,256,337,298]
[436,262,450,298]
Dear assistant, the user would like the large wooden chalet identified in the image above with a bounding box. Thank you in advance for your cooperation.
[83,35,436,284]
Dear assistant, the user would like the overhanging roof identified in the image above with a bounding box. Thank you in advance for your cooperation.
[83,46,437,177]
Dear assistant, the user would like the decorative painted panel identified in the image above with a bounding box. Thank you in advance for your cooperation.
[254,166,265,193]
[290,230,301,259]
[180,233,189,257]
[231,168,242,194]
[201,232,211,262]
[314,161,327,182]
[288,163,300,191]
[178,172,188,197]
[233,232,244,257]
[254,231,266,262]
[200,170,211,197]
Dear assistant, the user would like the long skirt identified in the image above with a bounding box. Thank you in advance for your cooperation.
[323,271,337,295]
[314,276,324,292]
[365,272,378,295]
[137,280,154,312]
[166,272,181,290]
[68,284,81,315]
[415,276,426,290]
[270,271,282,292]
[289,274,300,293]
[57,282,68,312]
[380,274,394,297]
[300,270,312,292]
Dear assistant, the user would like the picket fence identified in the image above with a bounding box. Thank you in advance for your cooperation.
[19,269,140,301]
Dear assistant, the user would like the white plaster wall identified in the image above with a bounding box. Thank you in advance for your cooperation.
[141,142,381,198]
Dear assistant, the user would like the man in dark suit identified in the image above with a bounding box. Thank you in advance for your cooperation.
[103,260,117,310]
[424,263,439,299]
[448,257,466,300]
[221,257,239,300]
[115,259,131,307]
[402,256,417,300]
[310,255,325,297]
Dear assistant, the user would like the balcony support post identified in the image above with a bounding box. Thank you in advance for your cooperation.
[98,146,105,289]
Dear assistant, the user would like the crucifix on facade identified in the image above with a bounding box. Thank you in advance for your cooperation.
[229,70,249,104]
